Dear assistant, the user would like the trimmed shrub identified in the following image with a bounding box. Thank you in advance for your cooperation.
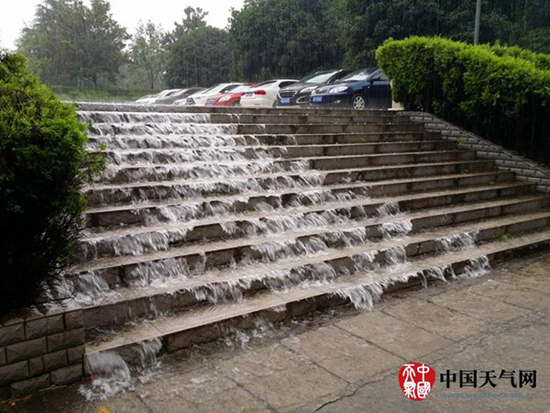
[0,52,103,315]
[376,37,550,165]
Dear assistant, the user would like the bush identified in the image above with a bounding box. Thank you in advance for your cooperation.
[376,37,550,165]
[0,52,103,316]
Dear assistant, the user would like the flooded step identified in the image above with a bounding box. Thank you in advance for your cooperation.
[75,212,550,331]
[85,181,535,229]
[85,161,495,209]
[83,227,550,368]
[87,131,436,151]
[96,140,456,166]
[78,192,547,263]
[76,102,397,117]
[79,111,405,126]
[87,122,424,137]
[74,196,550,283]
[94,150,475,184]
[85,169,512,209]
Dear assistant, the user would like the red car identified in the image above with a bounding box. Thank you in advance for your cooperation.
[206,84,257,107]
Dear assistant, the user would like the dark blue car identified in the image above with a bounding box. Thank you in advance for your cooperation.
[309,68,392,110]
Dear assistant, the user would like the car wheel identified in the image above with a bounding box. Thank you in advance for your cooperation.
[351,94,366,110]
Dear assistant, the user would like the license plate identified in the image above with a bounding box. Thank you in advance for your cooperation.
[312,96,323,103]
[245,92,253,97]
[281,98,291,104]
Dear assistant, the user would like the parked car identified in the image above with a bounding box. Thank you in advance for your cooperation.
[277,69,351,107]
[136,89,181,104]
[205,84,257,107]
[240,79,298,108]
[154,88,204,104]
[175,83,244,106]
[309,68,392,110]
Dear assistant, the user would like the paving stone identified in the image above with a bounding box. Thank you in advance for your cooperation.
[50,364,83,385]
[0,360,28,386]
[336,310,453,360]
[382,298,487,341]
[217,345,347,411]
[467,279,550,310]
[47,315,65,335]
[25,318,48,340]
[10,374,50,397]
[282,325,403,382]
[47,329,85,353]
[427,289,530,323]
[0,323,25,347]
[140,368,270,412]
[44,349,68,371]
[67,345,84,365]
[6,337,47,364]
[28,356,45,376]
[64,310,83,330]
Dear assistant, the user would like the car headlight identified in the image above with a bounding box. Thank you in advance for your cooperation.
[329,86,349,94]
[219,96,231,102]
[301,86,316,94]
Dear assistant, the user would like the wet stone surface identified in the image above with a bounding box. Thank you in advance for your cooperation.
[3,253,550,412]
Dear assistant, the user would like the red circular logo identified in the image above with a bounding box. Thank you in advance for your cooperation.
[398,362,436,401]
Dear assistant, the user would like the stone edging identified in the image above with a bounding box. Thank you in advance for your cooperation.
[399,111,550,194]
[0,310,84,398]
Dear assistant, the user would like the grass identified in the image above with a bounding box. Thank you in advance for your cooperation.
[48,85,159,103]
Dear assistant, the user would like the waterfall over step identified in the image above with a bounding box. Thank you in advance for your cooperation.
[62,104,550,398]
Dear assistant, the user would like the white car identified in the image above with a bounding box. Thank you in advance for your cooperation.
[136,89,181,104]
[240,79,298,108]
[175,83,244,106]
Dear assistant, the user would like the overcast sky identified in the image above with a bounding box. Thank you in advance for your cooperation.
[0,0,245,50]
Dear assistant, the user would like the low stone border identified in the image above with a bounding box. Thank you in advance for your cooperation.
[399,111,550,194]
[0,310,84,398]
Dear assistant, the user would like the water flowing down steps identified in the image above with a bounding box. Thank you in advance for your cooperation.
[66,103,550,378]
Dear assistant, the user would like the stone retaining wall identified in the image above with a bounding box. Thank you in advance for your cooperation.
[400,111,550,194]
[0,310,84,398]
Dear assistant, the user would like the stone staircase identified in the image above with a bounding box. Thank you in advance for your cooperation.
[72,103,550,374]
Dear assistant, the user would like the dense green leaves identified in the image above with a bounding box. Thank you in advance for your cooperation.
[376,37,550,164]
[17,0,128,87]
[0,53,104,315]
[129,21,167,89]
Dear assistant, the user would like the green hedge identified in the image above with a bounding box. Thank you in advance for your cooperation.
[376,37,550,165]
[0,53,104,315]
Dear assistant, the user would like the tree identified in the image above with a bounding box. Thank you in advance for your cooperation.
[129,21,167,89]
[229,0,343,80]
[165,26,231,88]
[17,0,128,86]
[166,6,208,44]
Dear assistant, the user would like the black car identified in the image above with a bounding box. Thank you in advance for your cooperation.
[309,68,392,110]
[277,69,351,106]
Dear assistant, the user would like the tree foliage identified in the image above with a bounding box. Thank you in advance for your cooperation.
[17,0,128,87]
[129,21,167,89]
[164,26,231,88]
[0,52,103,315]
[229,0,343,80]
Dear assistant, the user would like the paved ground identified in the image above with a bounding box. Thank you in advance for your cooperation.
[3,253,550,412]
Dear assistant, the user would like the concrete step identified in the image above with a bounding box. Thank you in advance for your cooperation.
[84,181,535,229]
[79,111,407,126]
[94,150,476,184]
[78,193,548,263]
[76,102,398,117]
[96,140,457,166]
[88,122,425,137]
[87,131,438,150]
[85,169,512,209]
[74,197,550,285]
[83,226,550,369]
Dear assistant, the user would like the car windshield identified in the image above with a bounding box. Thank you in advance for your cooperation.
[230,85,251,93]
[300,71,337,84]
[198,85,221,95]
[341,69,377,82]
